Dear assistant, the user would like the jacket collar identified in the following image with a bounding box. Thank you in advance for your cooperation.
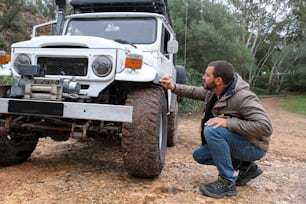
[219,73,238,98]
[225,73,238,96]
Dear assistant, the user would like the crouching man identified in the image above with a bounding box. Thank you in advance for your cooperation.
[159,60,273,198]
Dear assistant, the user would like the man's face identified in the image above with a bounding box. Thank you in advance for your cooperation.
[202,66,217,90]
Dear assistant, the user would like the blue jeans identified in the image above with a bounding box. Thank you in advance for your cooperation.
[193,126,266,182]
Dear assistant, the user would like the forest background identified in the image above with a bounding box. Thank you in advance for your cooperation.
[1,0,306,111]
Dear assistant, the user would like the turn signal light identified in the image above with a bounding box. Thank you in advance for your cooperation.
[0,51,10,65]
[125,54,143,69]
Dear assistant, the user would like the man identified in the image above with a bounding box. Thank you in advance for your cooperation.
[159,60,272,198]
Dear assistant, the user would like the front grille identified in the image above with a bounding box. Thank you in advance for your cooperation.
[38,57,88,76]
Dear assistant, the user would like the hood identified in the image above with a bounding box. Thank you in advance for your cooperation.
[11,35,155,68]
[12,36,125,49]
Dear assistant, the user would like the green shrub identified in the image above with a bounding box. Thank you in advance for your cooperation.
[178,68,204,113]
[283,72,306,93]
[252,86,270,95]
[0,76,13,86]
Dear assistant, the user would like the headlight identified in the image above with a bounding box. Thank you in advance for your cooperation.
[13,54,31,72]
[92,56,112,77]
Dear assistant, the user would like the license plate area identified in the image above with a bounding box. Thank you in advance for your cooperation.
[8,100,64,116]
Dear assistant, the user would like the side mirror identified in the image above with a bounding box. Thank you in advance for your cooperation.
[167,40,178,54]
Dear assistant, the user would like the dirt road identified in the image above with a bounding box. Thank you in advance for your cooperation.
[0,97,305,204]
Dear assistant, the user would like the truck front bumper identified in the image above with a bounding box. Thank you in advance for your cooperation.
[0,98,133,122]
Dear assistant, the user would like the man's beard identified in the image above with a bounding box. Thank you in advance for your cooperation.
[203,81,217,90]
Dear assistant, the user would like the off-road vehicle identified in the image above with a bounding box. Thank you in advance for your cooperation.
[0,0,186,178]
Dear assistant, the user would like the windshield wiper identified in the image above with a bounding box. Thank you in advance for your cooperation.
[114,39,137,48]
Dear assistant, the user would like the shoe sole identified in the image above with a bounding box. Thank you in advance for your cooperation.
[200,186,237,198]
[236,169,263,186]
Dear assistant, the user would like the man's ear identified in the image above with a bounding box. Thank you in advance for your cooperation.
[215,77,223,85]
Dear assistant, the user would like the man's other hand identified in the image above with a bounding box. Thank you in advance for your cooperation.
[159,75,175,91]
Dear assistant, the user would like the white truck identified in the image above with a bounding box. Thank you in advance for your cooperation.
[0,0,186,177]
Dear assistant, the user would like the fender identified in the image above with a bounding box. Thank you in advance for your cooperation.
[0,63,12,76]
[115,64,158,82]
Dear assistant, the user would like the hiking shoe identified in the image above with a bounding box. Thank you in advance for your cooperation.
[199,176,237,198]
[236,162,263,186]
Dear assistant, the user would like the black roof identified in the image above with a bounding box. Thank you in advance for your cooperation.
[70,0,172,25]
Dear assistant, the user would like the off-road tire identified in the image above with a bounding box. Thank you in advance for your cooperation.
[167,100,178,147]
[176,65,187,84]
[0,132,39,166]
[122,86,167,178]
[176,65,186,103]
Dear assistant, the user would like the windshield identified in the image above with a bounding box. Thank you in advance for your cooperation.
[65,17,157,44]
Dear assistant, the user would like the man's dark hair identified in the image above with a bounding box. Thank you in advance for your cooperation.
[208,60,234,85]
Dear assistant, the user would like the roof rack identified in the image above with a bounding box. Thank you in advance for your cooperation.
[70,0,172,25]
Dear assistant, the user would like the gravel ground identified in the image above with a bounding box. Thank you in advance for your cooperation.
[0,97,305,204]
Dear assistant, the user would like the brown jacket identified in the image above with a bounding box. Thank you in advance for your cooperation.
[174,73,272,151]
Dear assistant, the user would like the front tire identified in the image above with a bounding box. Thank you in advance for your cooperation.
[0,132,39,166]
[122,86,167,178]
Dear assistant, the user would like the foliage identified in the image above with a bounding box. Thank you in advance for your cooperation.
[24,0,57,20]
[253,73,270,94]
[0,0,58,51]
[226,0,306,93]
[288,0,306,41]
[0,0,27,51]
[169,0,257,112]
[268,39,306,93]
[0,76,13,86]
[282,64,306,92]
[168,0,254,73]
[178,68,204,113]
[1,0,306,94]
